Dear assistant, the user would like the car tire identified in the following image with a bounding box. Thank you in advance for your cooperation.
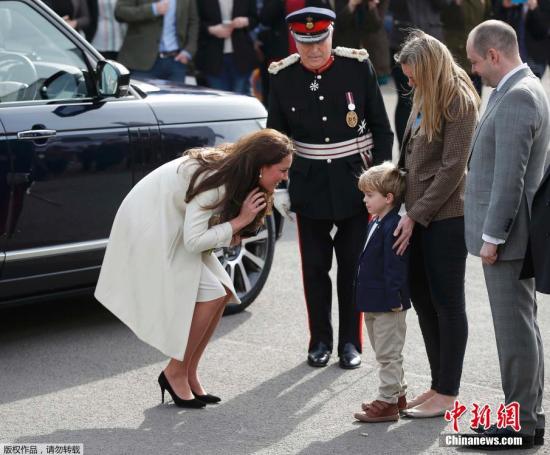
[219,214,276,315]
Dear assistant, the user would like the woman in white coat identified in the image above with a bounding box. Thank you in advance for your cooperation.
[95,129,294,408]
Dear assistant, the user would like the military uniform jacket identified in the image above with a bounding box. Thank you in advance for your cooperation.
[267,52,394,220]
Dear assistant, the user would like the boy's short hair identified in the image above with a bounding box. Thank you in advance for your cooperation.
[358,161,406,206]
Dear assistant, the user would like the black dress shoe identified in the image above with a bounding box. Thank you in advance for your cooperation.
[338,343,361,369]
[471,425,544,446]
[158,372,206,409]
[192,391,221,404]
[466,425,535,450]
[307,342,331,367]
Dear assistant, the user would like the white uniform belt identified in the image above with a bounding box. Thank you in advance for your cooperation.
[293,133,374,160]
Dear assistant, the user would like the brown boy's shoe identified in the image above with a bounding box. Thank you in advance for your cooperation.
[354,400,399,423]
[362,395,407,412]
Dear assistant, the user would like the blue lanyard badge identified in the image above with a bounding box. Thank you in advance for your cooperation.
[413,113,421,131]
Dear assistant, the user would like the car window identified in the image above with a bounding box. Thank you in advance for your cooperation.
[0,1,92,103]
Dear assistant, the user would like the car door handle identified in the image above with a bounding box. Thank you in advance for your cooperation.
[17,129,57,140]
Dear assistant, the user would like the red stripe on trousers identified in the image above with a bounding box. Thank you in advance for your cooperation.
[295,213,314,350]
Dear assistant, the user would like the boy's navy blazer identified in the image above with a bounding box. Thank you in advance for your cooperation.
[355,208,411,313]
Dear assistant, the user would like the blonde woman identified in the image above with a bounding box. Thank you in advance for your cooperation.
[392,30,480,418]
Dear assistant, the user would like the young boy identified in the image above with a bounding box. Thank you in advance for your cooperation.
[353,161,410,423]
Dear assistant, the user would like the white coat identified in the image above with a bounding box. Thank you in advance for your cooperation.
[94,156,240,360]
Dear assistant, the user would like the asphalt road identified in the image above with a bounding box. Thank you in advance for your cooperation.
[1,73,550,455]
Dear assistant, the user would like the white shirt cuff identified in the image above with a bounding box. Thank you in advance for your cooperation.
[482,234,505,245]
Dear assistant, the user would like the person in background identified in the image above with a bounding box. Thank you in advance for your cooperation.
[521,163,550,295]
[332,0,391,85]
[195,0,259,95]
[46,0,91,35]
[115,0,199,82]
[441,0,492,94]
[493,0,550,78]
[388,0,452,147]
[85,0,127,60]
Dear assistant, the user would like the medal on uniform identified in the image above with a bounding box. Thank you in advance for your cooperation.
[345,92,358,128]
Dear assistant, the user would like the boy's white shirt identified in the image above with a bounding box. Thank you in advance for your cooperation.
[363,218,380,251]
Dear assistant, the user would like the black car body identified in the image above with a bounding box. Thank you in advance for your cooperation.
[0,0,275,313]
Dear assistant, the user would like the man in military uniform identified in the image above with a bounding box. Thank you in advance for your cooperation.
[268,7,394,369]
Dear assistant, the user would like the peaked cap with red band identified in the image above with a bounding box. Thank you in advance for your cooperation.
[286,7,335,44]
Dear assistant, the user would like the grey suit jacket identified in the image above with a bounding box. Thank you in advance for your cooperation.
[465,66,550,260]
[115,0,199,71]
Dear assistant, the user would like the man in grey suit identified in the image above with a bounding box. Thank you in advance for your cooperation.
[465,20,549,449]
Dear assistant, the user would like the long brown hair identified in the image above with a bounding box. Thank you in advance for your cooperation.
[184,128,294,235]
[396,30,480,142]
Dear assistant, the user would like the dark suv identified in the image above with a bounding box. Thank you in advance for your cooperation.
[0,0,277,313]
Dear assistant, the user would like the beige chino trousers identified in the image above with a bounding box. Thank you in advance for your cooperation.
[364,310,408,403]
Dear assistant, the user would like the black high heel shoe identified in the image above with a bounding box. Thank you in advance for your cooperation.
[158,372,206,408]
[192,390,221,404]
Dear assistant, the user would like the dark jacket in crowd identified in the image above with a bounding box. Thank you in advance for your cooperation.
[115,0,199,71]
[493,0,550,69]
[45,0,91,32]
[389,0,452,50]
[195,0,259,76]
[355,208,411,312]
[332,0,391,76]
[82,0,98,41]
[521,164,550,294]
[442,0,492,72]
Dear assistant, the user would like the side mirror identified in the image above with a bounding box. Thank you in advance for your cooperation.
[96,60,130,98]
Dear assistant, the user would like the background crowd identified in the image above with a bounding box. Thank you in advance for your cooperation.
[42,1,550,112]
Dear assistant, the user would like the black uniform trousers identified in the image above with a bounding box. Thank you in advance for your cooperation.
[296,211,367,355]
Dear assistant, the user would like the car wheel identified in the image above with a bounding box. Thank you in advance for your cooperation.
[217,214,276,315]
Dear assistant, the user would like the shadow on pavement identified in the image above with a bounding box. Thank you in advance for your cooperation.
[298,418,448,455]
[0,296,251,406]
[17,363,346,454]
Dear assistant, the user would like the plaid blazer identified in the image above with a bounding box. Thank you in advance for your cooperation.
[398,96,478,227]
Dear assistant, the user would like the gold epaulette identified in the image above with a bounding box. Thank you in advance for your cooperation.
[333,47,369,62]
[268,53,300,75]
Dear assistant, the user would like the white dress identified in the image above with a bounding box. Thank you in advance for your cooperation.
[94,156,240,360]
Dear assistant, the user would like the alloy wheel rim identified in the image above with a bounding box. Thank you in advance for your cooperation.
[215,228,269,298]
